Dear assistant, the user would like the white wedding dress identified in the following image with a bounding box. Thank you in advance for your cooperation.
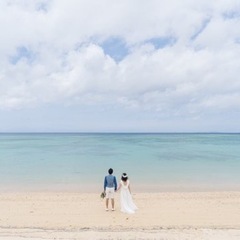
[120,180,138,214]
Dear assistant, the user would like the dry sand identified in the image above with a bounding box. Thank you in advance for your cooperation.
[0,191,239,239]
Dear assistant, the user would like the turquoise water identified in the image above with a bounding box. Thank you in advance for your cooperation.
[0,133,239,191]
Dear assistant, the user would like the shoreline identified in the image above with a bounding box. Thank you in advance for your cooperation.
[1,181,240,193]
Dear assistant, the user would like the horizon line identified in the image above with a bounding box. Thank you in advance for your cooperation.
[0,131,240,134]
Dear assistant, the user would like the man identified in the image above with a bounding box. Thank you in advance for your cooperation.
[104,168,117,211]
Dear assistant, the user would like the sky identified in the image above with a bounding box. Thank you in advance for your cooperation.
[0,0,240,132]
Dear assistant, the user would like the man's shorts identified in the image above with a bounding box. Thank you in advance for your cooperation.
[105,187,115,199]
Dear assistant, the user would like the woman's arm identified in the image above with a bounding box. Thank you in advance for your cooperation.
[117,182,122,191]
[128,184,131,194]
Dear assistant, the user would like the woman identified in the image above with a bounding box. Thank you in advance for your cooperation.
[117,173,138,214]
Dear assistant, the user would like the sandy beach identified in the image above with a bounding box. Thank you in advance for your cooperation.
[0,191,240,239]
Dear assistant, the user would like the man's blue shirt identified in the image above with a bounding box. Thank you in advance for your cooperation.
[104,175,117,191]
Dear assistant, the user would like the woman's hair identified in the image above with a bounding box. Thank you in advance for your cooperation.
[108,168,113,174]
[121,173,128,182]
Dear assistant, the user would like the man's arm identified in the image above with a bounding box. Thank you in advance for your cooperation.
[104,176,107,191]
[114,176,117,191]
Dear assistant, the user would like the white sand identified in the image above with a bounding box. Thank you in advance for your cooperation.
[0,192,239,239]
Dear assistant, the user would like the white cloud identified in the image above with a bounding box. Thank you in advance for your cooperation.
[0,0,240,126]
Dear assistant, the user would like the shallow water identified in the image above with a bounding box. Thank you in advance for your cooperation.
[0,133,239,191]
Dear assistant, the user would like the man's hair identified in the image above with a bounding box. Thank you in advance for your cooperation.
[108,168,113,174]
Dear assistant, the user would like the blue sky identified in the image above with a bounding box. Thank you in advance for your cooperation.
[0,0,240,132]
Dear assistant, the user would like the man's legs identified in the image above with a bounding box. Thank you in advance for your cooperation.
[106,198,109,210]
[105,188,115,211]
[111,198,115,210]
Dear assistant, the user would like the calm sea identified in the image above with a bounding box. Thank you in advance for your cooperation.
[0,133,239,192]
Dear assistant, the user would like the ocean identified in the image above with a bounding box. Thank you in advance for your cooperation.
[0,133,239,192]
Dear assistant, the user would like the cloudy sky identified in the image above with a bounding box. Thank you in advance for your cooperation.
[0,0,240,132]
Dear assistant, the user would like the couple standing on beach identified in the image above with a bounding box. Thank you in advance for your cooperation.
[103,168,138,214]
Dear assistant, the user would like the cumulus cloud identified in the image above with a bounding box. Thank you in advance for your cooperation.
[0,0,240,123]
